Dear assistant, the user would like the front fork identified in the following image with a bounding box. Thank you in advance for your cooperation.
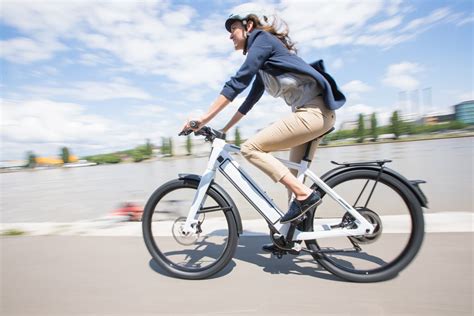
[181,169,215,235]
[181,145,223,235]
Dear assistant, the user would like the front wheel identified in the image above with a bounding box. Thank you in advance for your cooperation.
[142,178,238,279]
[305,169,425,282]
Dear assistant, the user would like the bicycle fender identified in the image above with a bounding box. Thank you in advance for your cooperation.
[319,166,428,208]
[178,173,243,234]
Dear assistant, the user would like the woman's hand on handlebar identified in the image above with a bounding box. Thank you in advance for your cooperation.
[179,119,202,136]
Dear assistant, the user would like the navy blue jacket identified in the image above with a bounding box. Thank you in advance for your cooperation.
[220,29,346,114]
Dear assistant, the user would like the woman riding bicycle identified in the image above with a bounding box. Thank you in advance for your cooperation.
[182,11,345,228]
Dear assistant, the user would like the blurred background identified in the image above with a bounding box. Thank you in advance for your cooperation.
[1,0,472,225]
[1,1,473,315]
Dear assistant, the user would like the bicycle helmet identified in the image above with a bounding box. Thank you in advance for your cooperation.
[225,10,269,32]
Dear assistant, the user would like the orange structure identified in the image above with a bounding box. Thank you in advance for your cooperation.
[35,155,79,166]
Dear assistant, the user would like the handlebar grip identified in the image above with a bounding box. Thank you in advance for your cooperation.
[189,120,200,129]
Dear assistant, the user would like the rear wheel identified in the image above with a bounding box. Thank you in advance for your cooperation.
[142,179,238,279]
[305,169,424,282]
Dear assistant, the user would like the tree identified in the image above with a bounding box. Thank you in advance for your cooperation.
[234,127,241,146]
[370,113,378,142]
[186,135,192,155]
[131,151,145,162]
[161,137,169,155]
[145,139,153,156]
[357,113,365,143]
[25,151,37,168]
[168,137,173,156]
[391,111,401,139]
[61,147,70,163]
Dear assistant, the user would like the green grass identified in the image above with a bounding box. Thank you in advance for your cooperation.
[1,229,26,236]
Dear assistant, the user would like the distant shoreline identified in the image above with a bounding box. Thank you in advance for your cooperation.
[154,133,473,160]
[319,132,474,149]
[1,133,472,172]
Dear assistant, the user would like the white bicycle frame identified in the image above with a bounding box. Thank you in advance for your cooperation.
[182,138,375,241]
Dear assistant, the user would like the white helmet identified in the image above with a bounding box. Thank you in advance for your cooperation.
[225,9,269,32]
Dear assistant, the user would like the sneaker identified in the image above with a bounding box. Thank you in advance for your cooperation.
[262,243,302,256]
[280,191,322,224]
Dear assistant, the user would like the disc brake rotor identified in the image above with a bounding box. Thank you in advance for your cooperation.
[172,216,202,246]
[171,217,199,246]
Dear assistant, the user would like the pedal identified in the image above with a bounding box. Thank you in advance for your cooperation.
[273,250,287,259]
[272,233,283,240]
[291,242,302,252]
[282,216,306,250]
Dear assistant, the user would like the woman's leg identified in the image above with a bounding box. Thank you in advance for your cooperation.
[242,107,334,190]
[286,138,322,202]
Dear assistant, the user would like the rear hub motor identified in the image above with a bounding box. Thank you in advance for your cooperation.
[343,208,383,244]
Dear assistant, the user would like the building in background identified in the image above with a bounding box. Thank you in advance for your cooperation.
[419,113,456,125]
[35,155,79,166]
[339,115,372,131]
[454,100,474,124]
[339,120,358,131]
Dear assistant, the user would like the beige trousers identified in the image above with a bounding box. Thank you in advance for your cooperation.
[241,103,335,183]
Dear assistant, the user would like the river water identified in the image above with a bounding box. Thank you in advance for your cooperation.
[1,137,472,223]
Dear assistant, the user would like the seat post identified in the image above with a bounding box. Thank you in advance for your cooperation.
[302,140,317,162]
[301,127,335,162]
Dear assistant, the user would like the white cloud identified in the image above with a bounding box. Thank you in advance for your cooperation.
[2,100,104,142]
[280,0,383,42]
[0,0,462,87]
[0,0,235,89]
[385,0,405,16]
[341,80,373,101]
[342,80,373,93]
[277,1,458,50]
[352,7,451,48]
[382,62,422,91]
[0,37,66,63]
[130,104,166,118]
[0,98,176,159]
[369,16,403,32]
[456,15,474,26]
[402,7,451,32]
[23,78,151,101]
[330,58,344,70]
[77,53,113,66]
[30,65,59,78]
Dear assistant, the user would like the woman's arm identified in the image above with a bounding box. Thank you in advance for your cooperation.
[199,94,231,125]
[222,111,245,133]
[182,94,231,131]
[220,32,272,102]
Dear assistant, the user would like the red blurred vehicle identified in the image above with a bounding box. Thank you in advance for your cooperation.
[111,202,143,221]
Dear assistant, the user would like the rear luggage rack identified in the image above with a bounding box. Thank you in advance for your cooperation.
[331,159,392,167]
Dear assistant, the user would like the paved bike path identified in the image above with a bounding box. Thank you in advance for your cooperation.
[1,233,472,315]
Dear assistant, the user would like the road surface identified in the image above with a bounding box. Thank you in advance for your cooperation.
[1,232,472,315]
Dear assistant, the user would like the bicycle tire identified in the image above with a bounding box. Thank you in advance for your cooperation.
[305,169,424,282]
[142,178,239,279]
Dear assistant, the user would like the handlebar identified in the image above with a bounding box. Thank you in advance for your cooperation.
[179,120,226,142]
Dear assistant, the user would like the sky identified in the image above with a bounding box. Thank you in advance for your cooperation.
[1,0,473,160]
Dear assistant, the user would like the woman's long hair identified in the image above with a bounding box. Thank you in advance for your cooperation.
[246,14,297,54]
